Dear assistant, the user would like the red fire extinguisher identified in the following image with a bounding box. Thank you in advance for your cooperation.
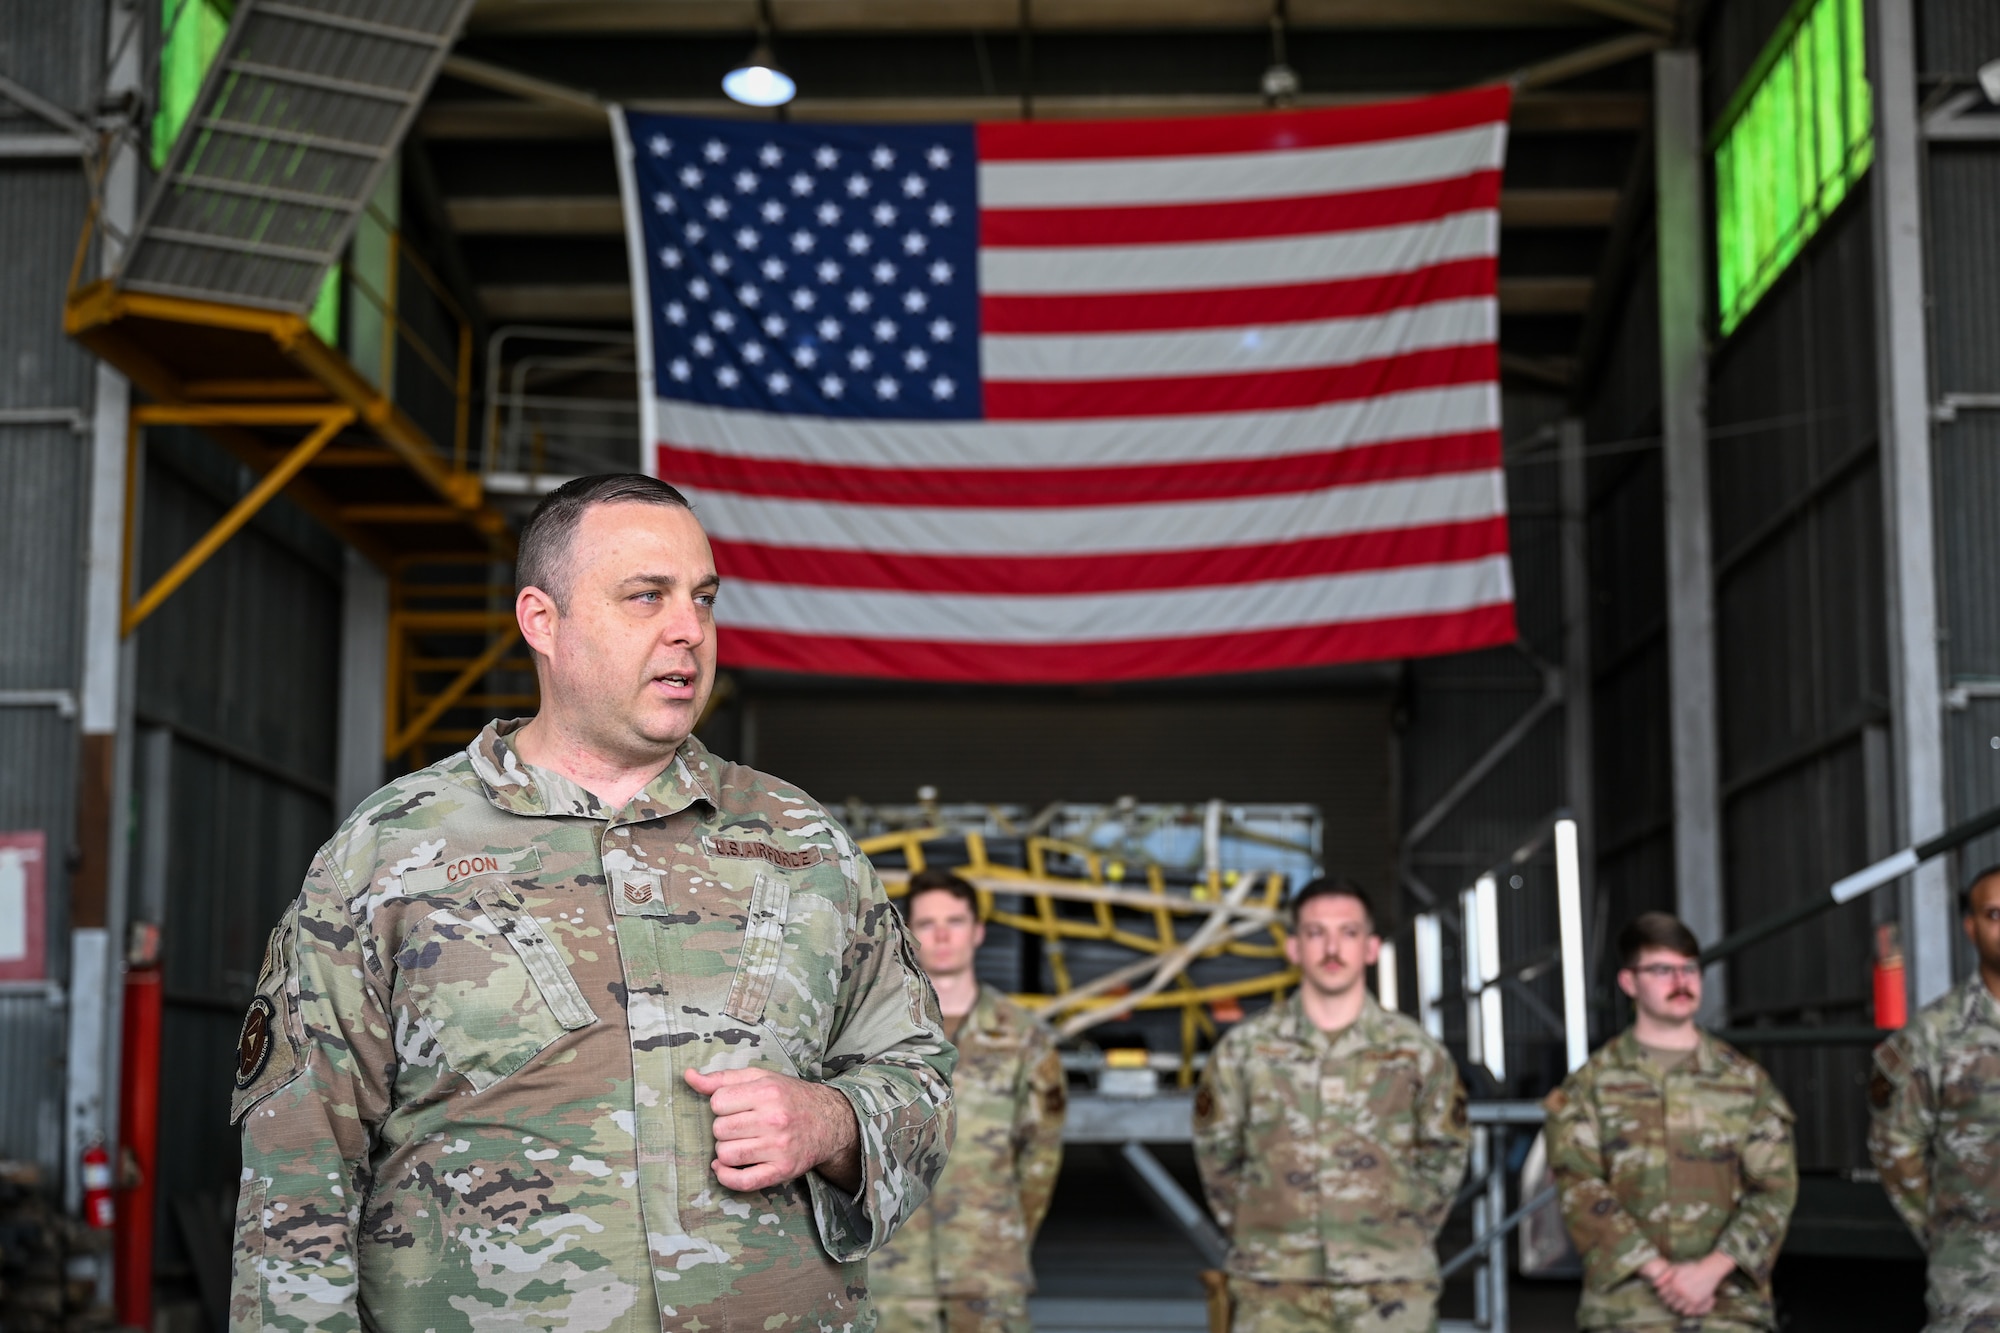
[81,1140,116,1229]
[1874,923,1908,1031]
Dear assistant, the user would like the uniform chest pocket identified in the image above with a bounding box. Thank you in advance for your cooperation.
[1594,1077,1664,1184]
[394,885,596,1093]
[724,872,791,1024]
[1354,1051,1422,1144]
[1938,1049,2000,1116]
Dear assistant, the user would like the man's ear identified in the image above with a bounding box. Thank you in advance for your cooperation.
[1616,968,1637,1000]
[517,585,560,660]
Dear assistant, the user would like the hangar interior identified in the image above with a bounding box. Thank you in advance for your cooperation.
[2,0,1998,1330]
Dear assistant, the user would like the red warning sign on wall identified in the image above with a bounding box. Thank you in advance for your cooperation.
[0,831,47,983]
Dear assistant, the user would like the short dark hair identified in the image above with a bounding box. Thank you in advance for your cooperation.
[1961,865,2000,916]
[1288,877,1375,932]
[1618,911,1701,968]
[516,473,692,609]
[901,867,979,918]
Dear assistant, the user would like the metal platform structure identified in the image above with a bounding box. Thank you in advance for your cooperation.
[62,0,524,767]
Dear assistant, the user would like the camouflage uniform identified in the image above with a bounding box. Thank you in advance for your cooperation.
[1869,975,2000,1333]
[1543,1029,1797,1331]
[871,985,1066,1333]
[1193,992,1469,1333]
[228,719,957,1333]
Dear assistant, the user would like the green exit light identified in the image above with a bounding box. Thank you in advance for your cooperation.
[1713,0,1873,337]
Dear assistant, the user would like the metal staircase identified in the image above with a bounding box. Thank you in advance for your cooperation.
[67,0,526,768]
[122,0,468,312]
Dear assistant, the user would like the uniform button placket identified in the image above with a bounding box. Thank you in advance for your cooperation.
[602,820,679,1318]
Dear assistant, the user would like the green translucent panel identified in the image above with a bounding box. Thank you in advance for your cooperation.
[154,0,229,168]
[154,0,345,342]
[308,268,341,344]
[1714,0,1874,336]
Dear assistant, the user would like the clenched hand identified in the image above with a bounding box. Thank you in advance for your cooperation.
[684,1066,862,1193]
[1639,1252,1736,1317]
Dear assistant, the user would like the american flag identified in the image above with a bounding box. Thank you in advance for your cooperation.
[613,89,1516,682]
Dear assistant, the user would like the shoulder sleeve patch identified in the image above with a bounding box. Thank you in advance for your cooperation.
[1194,1083,1217,1127]
[229,914,306,1124]
[1869,1069,1894,1111]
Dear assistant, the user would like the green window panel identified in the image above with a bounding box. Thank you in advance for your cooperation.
[1712,0,1873,337]
[153,0,341,344]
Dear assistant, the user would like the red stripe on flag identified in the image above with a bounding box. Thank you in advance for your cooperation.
[710,518,1510,595]
[660,431,1501,508]
[980,173,1500,247]
[974,87,1514,161]
[718,602,1519,682]
[980,259,1495,333]
[983,344,1497,420]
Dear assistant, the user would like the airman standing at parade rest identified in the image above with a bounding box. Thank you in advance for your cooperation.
[872,868,1067,1333]
[1195,878,1470,1333]
[226,474,957,1333]
[1870,864,2000,1333]
[1545,911,1797,1332]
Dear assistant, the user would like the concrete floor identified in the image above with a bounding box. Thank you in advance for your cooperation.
[1029,1146,1931,1333]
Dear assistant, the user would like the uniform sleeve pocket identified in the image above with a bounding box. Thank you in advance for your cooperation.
[228,1177,268,1328]
[725,872,792,1024]
[472,886,597,1031]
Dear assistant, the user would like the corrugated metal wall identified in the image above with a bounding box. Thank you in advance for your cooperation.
[131,427,344,1289]
[0,143,101,1176]
[1568,0,1902,1172]
[1925,123,2000,884]
[1701,32,1887,1168]
[1564,0,1894,1172]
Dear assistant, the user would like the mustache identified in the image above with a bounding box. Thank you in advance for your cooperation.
[1668,989,1695,1000]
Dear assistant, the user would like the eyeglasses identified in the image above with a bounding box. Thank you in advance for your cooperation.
[1632,963,1702,981]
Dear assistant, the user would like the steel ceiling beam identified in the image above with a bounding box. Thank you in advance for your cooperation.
[418,90,1647,137]
[467,0,1604,33]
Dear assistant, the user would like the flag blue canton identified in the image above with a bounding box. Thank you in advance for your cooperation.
[626,113,982,421]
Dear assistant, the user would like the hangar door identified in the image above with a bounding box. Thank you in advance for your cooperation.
[735,689,1396,896]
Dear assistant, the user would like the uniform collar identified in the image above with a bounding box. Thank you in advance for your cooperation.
[961,984,1007,1038]
[1278,988,1391,1054]
[1955,974,2000,1033]
[464,718,719,824]
[1609,1024,1723,1078]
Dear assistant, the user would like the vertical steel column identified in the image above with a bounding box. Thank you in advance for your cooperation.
[1869,0,1952,1005]
[1654,48,1728,1020]
[1469,1127,1493,1328]
[337,550,390,816]
[68,0,142,1224]
[1487,1124,1509,1333]
[1558,417,1596,1038]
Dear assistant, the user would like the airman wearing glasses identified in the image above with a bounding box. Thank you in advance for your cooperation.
[1543,912,1797,1332]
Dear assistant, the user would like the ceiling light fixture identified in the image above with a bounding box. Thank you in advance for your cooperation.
[1262,0,1299,107]
[724,0,795,108]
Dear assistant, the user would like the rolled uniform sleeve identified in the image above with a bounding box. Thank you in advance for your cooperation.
[1410,1051,1471,1233]
[1014,1027,1067,1242]
[808,865,958,1260]
[1192,1039,1248,1233]
[1711,1080,1798,1284]
[1868,1033,1934,1242]
[1543,1079,1662,1291]
[230,857,392,1333]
